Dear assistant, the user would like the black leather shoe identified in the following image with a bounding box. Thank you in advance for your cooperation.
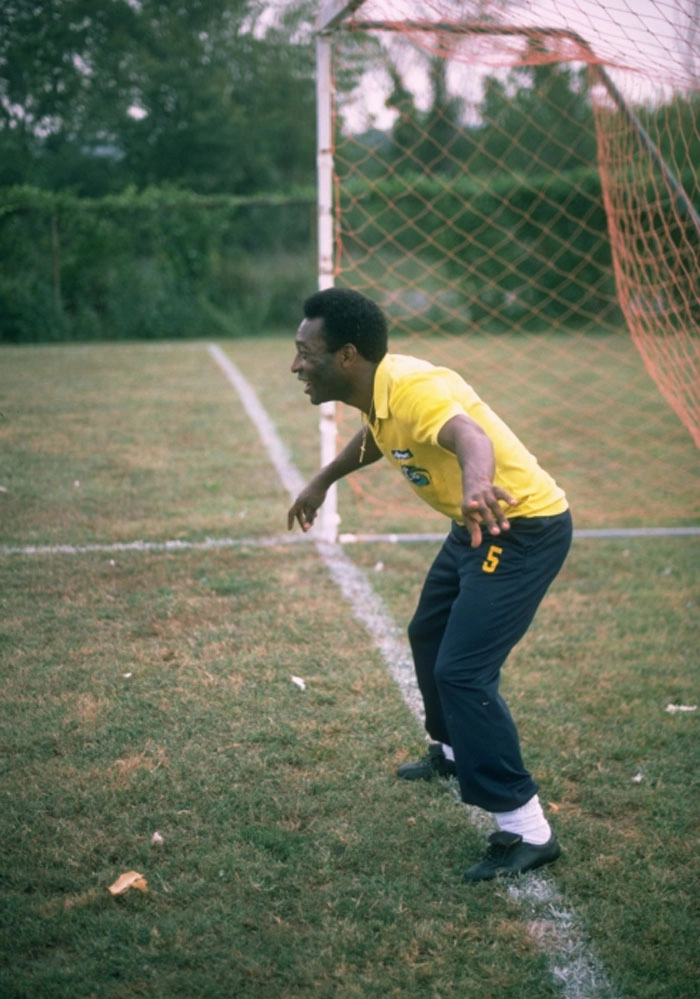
[464,831,561,883]
[396,744,457,781]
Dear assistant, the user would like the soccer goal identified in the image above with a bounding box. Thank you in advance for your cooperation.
[314,0,700,543]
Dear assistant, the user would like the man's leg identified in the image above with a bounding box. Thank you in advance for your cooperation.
[395,535,461,780]
[435,513,571,879]
[406,534,461,748]
[434,513,571,809]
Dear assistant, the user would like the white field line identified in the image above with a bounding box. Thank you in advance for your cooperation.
[206,345,617,999]
[3,524,697,557]
[2,523,698,557]
[339,527,700,542]
[0,535,309,556]
[207,344,307,499]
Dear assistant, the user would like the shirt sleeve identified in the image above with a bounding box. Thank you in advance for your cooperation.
[390,373,467,446]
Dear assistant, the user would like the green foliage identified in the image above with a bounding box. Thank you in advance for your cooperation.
[473,59,598,177]
[337,166,621,330]
[381,58,598,180]
[0,0,316,197]
[0,185,316,342]
[5,152,697,342]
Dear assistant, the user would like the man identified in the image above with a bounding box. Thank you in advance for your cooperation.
[287,287,572,883]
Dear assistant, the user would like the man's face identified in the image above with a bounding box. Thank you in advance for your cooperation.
[292,318,347,405]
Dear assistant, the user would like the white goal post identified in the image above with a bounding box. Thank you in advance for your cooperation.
[314,2,367,543]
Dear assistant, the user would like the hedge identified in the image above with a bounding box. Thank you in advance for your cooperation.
[0,186,317,342]
[6,169,691,341]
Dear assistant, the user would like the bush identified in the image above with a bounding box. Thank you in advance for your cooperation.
[0,186,316,342]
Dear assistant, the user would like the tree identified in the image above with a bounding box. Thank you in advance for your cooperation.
[0,0,317,195]
[474,54,597,178]
[385,53,470,176]
[0,0,146,188]
[115,2,316,194]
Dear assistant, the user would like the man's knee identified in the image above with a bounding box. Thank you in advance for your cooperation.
[407,610,435,649]
[434,654,502,698]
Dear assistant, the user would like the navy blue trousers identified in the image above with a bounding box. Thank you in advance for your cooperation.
[407,511,572,813]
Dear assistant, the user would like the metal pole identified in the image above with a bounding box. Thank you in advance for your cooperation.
[319,0,366,32]
[590,62,700,239]
[316,29,339,544]
[314,3,368,543]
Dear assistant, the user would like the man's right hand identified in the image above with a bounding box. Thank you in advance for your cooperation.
[287,481,328,532]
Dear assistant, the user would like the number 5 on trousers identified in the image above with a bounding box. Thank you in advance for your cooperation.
[482,544,503,573]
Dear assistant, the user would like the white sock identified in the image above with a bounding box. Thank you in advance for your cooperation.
[441,743,455,762]
[493,794,552,845]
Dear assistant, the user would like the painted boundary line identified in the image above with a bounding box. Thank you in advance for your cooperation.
[2,522,699,558]
[0,535,309,557]
[339,527,700,542]
[205,345,617,999]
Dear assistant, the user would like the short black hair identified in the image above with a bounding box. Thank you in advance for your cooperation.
[303,288,388,363]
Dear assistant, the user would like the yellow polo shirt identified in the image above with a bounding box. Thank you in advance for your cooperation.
[366,354,568,522]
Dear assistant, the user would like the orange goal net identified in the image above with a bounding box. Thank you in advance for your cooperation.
[316,0,700,536]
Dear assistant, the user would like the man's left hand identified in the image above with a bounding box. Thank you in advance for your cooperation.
[461,485,518,548]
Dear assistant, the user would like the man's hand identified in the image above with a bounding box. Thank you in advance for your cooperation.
[287,429,382,533]
[437,414,519,547]
[287,480,328,533]
[461,483,518,548]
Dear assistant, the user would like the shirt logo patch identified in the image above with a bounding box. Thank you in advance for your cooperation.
[392,448,413,460]
[401,465,431,487]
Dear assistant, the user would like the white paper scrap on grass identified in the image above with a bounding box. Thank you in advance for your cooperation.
[665,704,697,713]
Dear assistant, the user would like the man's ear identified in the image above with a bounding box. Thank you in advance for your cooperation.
[337,342,359,367]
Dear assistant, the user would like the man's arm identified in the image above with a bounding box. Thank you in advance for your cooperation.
[287,428,383,533]
[437,414,518,548]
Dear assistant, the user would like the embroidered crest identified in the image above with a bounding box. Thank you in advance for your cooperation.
[401,465,431,487]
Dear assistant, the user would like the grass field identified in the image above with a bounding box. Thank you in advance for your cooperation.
[1,339,698,998]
